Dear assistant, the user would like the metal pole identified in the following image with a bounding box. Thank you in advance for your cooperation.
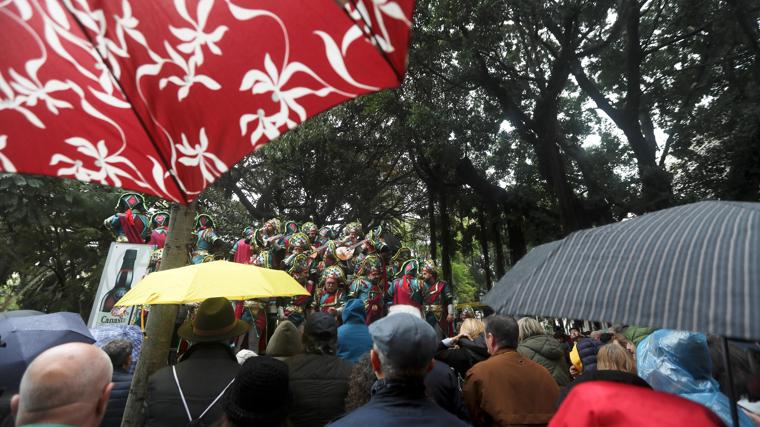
[722,336,740,427]
[121,202,196,427]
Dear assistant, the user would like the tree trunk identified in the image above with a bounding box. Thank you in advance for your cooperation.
[489,204,506,279]
[478,205,492,290]
[121,202,196,427]
[438,190,453,285]
[428,185,438,261]
[506,215,527,265]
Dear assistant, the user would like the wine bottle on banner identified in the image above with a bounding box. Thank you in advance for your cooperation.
[101,249,138,312]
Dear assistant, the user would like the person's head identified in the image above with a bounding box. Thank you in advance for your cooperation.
[325,276,338,293]
[102,339,133,371]
[597,342,636,374]
[459,318,485,338]
[220,356,291,427]
[11,343,113,427]
[178,297,250,344]
[570,328,581,339]
[345,353,376,412]
[590,330,603,341]
[369,311,437,381]
[517,317,546,341]
[484,315,519,354]
[302,312,338,355]
[613,333,636,356]
[387,304,423,318]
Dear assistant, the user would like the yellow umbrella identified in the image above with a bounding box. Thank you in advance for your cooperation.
[114,261,309,306]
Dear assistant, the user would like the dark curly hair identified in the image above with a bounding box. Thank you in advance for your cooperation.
[344,352,376,412]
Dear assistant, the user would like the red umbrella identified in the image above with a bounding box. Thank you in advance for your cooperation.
[0,0,414,203]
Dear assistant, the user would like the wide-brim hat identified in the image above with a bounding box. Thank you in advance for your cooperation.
[178,297,250,343]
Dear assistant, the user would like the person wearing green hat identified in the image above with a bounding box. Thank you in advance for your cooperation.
[144,297,249,426]
[385,259,424,312]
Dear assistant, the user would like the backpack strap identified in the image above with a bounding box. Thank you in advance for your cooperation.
[173,365,235,423]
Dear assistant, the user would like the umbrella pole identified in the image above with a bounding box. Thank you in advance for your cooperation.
[722,336,741,427]
[121,202,196,427]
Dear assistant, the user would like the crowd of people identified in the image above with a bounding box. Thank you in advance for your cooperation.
[5,295,760,426]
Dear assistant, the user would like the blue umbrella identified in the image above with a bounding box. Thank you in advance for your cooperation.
[0,312,95,392]
[90,325,143,374]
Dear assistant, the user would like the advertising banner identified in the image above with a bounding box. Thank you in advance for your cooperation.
[88,242,153,328]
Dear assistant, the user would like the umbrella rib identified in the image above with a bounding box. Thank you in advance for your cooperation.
[67,10,185,202]
[342,0,403,84]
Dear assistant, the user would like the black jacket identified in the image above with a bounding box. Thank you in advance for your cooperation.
[327,379,469,427]
[434,335,489,378]
[286,353,352,427]
[144,343,240,426]
[102,368,132,427]
[424,360,469,422]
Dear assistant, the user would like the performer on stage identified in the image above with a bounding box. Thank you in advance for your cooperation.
[283,253,315,325]
[315,265,347,318]
[103,193,149,243]
[385,258,424,311]
[190,214,219,264]
[421,259,455,337]
[315,226,333,248]
[301,222,318,245]
[348,255,385,324]
[230,226,255,264]
[387,247,413,282]
[282,232,310,270]
[147,211,170,249]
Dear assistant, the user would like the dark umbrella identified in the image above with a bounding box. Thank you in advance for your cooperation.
[0,312,95,392]
[484,200,760,341]
[483,200,760,427]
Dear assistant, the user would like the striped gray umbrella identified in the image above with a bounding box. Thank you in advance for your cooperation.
[483,201,760,340]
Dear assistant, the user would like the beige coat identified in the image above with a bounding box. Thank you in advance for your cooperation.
[463,349,560,427]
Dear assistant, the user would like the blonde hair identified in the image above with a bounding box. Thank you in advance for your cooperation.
[459,318,485,337]
[597,342,636,373]
[517,317,546,341]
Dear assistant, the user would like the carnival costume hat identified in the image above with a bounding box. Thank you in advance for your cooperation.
[243,226,255,238]
[422,259,439,276]
[356,254,383,277]
[365,229,387,253]
[318,226,334,240]
[287,253,311,276]
[322,240,339,260]
[222,356,292,426]
[320,265,346,285]
[400,258,419,277]
[287,232,310,252]
[264,218,282,233]
[149,211,170,228]
[253,250,275,269]
[178,297,250,343]
[391,247,413,264]
[194,213,215,230]
[283,220,299,236]
[301,222,318,236]
[343,221,362,237]
[115,192,146,213]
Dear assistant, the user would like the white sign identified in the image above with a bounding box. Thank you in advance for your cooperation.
[88,242,153,328]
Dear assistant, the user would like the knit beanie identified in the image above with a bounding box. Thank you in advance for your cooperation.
[222,356,291,426]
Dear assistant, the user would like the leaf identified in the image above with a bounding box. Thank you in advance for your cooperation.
[314,31,378,91]
[169,26,196,42]
[45,0,70,30]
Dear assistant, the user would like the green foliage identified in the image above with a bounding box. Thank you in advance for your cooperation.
[451,260,478,303]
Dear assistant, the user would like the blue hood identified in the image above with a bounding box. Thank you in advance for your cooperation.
[342,299,366,324]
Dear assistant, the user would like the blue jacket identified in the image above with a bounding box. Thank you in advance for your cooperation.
[577,338,602,372]
[327,379,469,427]
[337,299,373,363]
[102,368,132,427]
